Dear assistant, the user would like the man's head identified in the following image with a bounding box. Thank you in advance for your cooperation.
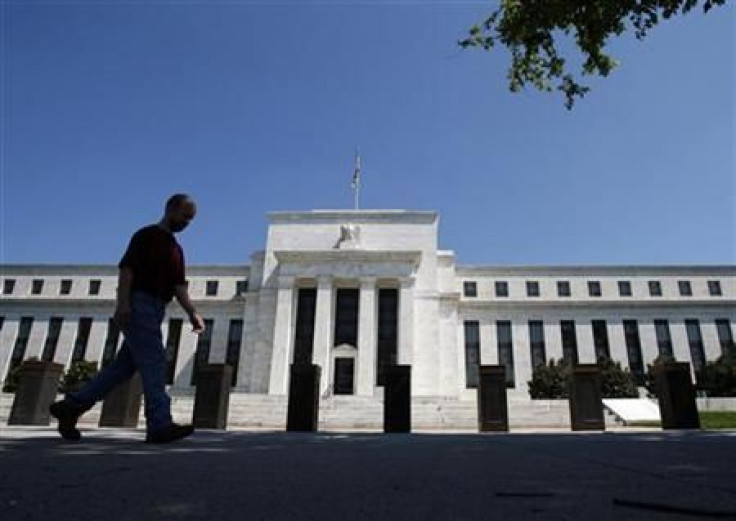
[163,194,197,233]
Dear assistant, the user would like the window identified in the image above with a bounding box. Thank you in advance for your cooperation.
[463,321,480,389]
[528,321,546,368]
[588,281,602,297]
[3,279,15,295]
[685,319,706,383]
[89,280,101,295]
[71,318,93,363]
[526,281,540,297]
[206,280,219,296]
[5,317,33,380]
[42,317,64,362]
[618,281,632,297]
[496,321,515,388]
[191,319,214,385]
[377,288,398,386]
[334,288,359,347]
[60,279,72,295]
[560,321,579,365]
[32,279,44,295]
[463,281,477,297]
[623,320,645,384]
[648,281,662,297]
[715,319,733,355]
[654,320,674,358]
[557,281,571,297]
[165,319,183,384]
[294,288,317,364]
[495,281,508,298]
[592,320,610,360]
[678,280,692,296]
[708,280,722,296]
[101,318,121,369]
[226,319,244,386]
[236,280,248,296]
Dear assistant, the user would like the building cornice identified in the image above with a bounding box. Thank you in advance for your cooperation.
[273,250,422,267]
[268,210,438,225]
[456,265,736,276]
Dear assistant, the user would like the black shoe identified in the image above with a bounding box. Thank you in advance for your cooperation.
[49,400,86,441]
[145,423,194,444]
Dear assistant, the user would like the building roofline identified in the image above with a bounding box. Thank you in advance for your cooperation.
[456,265,736,276]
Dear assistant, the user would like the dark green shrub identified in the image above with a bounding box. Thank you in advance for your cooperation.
[644,353,677,398]
[528,356,638,399]
[2,357,41,393]
[60,361,99,394]
[700,345,736,397]
[528,359,572,399]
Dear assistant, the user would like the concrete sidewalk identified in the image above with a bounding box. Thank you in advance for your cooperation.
[1,426,735,520]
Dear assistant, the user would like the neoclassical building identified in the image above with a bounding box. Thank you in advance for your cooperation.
[1,210,735,416]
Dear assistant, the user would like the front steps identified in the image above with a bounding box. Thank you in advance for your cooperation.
[1,391,575,431]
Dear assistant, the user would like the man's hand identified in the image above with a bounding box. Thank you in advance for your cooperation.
[189,311,205,334]
[114,303,131,330]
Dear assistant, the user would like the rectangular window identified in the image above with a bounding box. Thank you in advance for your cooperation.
[236,280,248,296]
[708,280,722,296]
[206,280,219,296]
[648,281,662,297]
[678,280,692,296]
[623,320,645,384]
[526,281,540,297]
[101,318,121,369]
[618,281,632,297]
[715,319,733,355]
[592,320,610,360]
[557,281,571,297]
[463,321,480,389]
[334,288,359,347]
[71,318,93,363]
[165,319,183,384]
[226,319,244,386]
[463,281,477,297]
[528,321,546,368]
[588,281,602,297]
[293,288,317,364]
[5,317,33,379]
[191,319,214,385]
[685,319,706,383]
[495,281,508,297]
[60,279,73,295]
[89,280,101,295]
[42,317,64,362]
[496,321,515,387]
[376,288,398,386]
[654,319,674,358]
[560,320,579,365]
[3,279,15,295]
[32,279,44,295]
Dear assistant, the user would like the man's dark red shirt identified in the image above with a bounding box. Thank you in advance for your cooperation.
[118,225,186,303]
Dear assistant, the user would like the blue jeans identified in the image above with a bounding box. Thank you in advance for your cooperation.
[68,291,173,433]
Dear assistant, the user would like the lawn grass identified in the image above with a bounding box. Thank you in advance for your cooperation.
[699,411,736,430]
[625,411,736,429]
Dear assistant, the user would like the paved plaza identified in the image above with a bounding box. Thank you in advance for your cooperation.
[1,426,736,520]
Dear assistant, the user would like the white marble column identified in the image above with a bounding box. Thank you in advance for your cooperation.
[398,277,415,366]
[268,276,296,395]
[312,275,333,394]
[479,319,496,365]
[357,277,377,395]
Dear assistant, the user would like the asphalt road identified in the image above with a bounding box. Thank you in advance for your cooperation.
[1,427,736,520]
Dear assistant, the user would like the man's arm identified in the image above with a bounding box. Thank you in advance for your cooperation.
[174,283,205,334]
[113,267,134,329]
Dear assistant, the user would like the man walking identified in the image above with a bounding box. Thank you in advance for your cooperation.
[50,194,205,443]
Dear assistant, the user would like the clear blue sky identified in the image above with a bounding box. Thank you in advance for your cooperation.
[2,1,734,267]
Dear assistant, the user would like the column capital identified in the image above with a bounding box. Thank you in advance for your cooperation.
[277,275,296,289]
[359,276,377,287]
[316,275,333,288]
